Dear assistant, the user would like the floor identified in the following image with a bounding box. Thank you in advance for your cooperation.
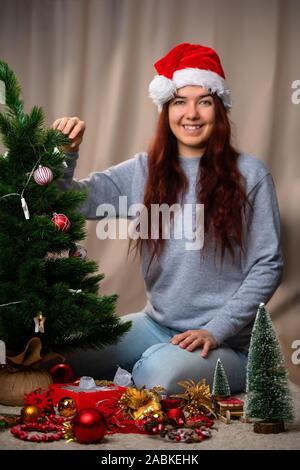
[0,381,299,451]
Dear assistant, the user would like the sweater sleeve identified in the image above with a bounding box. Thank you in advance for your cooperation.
[205,173,283,345]
[58,152,138,219]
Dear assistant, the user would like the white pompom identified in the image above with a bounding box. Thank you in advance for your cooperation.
[148,75,176,107]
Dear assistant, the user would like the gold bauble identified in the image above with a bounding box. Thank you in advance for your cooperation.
[21,405,41,423]
[58,397,77,417]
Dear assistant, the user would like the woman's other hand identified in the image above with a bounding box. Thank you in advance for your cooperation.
[171,329,217,358]
[52,116,86,153]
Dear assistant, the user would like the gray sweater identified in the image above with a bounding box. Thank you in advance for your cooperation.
[60,152,283,351]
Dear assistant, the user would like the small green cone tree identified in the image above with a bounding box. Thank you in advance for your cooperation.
[212,358,231,398]
[0,61,131,356]
[245,303,294,424]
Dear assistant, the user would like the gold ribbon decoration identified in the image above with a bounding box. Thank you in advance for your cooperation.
[62,420,75,444]
[119,387,163,420]
[172,379,217,418]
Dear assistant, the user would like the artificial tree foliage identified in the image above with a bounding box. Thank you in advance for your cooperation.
[245,303,294,423]
[0,60,131,355]
[212,358,231,398]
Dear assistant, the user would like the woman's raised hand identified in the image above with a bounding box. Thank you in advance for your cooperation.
[52,116,86,153]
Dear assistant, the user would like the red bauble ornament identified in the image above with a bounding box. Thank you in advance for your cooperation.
[166,408,185,422]
[52,213,71,232]
[73,409,106,444]
[160,398,181,410]
[49,363,75,383]
[33,165,53,185]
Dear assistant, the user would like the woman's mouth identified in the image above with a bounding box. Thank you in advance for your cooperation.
[182,124,204,135]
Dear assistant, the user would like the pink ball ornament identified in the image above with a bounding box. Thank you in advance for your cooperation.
[52,213,71,232]
[33,165,53,185]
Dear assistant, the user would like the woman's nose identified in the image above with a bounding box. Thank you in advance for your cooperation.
[185,103,200,119]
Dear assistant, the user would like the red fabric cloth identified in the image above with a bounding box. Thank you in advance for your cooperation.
[218,397,244,405]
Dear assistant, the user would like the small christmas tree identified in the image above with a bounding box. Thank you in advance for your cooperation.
[245,303,294,433]
[212,358,231,398]
[0,61,131,357]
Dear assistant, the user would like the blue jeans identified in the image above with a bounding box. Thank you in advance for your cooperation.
[67,312,248,394]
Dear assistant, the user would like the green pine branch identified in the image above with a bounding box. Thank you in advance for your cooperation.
[0,60,23,118]
[0,60,131,355]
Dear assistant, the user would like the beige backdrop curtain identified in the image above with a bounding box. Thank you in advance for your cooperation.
[0,0,300,384]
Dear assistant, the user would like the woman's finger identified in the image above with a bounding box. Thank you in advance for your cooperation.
[185,337,204,352]
[61,117,79,136]
[171,331,190,344]
[56,117,70,132]
[179,335,198,348]
[69,121,85,139]
[200,340,212,358]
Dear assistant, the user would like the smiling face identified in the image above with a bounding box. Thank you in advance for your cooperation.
[168,86,215,158]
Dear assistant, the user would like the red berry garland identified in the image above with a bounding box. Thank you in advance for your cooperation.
[11,422,63,442]
[10,414,67,443]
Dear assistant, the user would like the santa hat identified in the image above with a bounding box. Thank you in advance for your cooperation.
[149,43,232,110]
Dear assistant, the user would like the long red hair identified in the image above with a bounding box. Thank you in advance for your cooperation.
[131,95,251,269]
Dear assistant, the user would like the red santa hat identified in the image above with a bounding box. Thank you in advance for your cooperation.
[148,43,232,110]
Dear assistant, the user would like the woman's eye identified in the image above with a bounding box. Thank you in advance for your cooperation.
[200,100,212,105]
[173,100,185,105]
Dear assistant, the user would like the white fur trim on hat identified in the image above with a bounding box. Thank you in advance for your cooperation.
[149,68,232,110]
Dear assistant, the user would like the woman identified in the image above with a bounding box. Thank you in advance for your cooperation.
[53,43,283,394]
